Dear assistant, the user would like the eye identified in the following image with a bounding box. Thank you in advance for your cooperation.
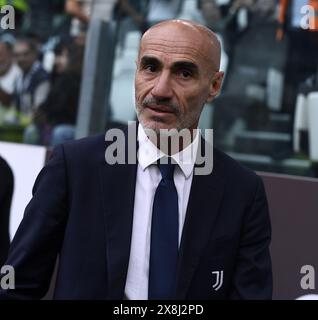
[179,70,192,79]
[144,64,157,73]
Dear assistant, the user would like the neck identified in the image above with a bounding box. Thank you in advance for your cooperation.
[145,127,198,155]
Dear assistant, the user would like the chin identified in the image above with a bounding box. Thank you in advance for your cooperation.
[139,117,179,133]
[141,121,165,134]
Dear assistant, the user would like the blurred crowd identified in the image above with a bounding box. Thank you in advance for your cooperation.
[0,0,317,148]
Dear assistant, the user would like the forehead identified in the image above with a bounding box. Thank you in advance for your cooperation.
[139,25,214,68]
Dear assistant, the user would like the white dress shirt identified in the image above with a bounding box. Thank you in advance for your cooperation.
[124,124,200,300]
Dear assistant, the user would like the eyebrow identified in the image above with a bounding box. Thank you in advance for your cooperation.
[140,56,161,68]
[139,55,199,75]
[171,61,199,75]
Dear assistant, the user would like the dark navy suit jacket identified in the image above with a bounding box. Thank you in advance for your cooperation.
[0,127,272,299]
[0,156,14,267]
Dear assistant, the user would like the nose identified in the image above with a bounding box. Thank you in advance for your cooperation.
[151,70,173,100]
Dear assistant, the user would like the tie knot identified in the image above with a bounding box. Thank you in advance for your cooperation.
[158,163,175,181]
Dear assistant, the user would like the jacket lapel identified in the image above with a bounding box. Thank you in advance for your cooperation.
[99,124,138,299]
[175,140,225,299]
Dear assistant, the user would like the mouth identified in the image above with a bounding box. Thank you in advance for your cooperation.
[146,104,175,114]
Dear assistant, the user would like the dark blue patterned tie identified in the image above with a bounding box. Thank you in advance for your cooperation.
[148,162,179,300]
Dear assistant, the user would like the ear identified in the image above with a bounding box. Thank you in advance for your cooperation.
[206,71,224,102]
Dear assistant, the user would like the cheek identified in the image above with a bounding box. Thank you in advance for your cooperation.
[135,77,153,101]
[179,87,208,111]
[196,84,211,105]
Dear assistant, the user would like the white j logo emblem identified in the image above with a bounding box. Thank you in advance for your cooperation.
[212,270,223,291]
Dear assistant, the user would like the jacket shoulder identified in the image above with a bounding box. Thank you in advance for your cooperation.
[213,147,262,187]
[60,123,130,156]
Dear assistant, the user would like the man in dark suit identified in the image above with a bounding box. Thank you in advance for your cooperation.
[0,20,272,299]
[0,156,13,267]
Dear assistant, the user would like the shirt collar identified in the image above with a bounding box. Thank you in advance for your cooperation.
[137,124,200,179]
